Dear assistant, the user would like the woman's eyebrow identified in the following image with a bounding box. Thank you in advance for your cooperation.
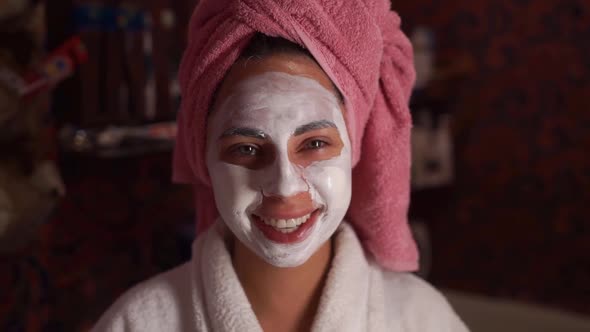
[220,127,268,140]
[294,120,337,136]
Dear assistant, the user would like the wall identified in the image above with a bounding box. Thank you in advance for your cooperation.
[396,0,590,314]
[0,154,194,331]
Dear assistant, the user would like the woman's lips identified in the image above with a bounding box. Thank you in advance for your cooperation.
[252,209,321,244]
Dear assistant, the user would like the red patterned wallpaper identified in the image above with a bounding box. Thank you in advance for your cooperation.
[398,0,590,314]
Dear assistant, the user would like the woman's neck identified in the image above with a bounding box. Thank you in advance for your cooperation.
[232,238,333,332]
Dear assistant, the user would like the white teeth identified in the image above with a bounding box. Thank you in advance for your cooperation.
[257,213,313,232]
[296,214,311,225]
[286,219,296,228]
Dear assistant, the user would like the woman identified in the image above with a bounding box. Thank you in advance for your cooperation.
[93,0,469,331]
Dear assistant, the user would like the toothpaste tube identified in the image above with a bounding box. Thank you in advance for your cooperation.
[20,36,88,98]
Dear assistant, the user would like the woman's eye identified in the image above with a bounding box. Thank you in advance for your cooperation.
[238,145,258,156]
[305,140,327,150]
[234,145,258,156]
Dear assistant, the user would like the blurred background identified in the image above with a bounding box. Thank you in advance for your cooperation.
[0,0,588,331]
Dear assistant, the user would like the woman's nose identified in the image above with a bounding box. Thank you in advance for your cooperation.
[261,154,308,198]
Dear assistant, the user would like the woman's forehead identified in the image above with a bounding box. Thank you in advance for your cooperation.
[224,72,337,111]
[213,53,341,112]
[214,72,343,133]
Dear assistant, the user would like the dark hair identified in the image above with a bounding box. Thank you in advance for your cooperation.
[210,33,343,111]
[241,34,312,60]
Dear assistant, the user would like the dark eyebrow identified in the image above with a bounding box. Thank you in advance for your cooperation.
[219,127,268,140]
[294,120,337,136]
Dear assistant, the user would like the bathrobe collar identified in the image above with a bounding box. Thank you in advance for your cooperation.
[191,221,387,331]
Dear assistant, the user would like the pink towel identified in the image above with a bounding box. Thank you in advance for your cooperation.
[173,0,418,271]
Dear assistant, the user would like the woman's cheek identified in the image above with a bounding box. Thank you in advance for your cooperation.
[210,164,254,219]
[304,162,352,212]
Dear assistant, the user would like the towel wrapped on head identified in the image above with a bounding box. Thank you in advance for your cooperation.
[173,0,418,271]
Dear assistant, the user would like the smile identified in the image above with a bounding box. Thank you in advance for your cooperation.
[257,213,312,233]
[251,209,321,244]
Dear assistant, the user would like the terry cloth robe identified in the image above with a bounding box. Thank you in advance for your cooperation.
[92,223,469,332]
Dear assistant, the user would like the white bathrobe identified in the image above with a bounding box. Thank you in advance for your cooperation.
[93,222,469,331]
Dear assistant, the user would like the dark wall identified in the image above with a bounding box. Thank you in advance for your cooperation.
[0,1,198,330]
[397,0,590,314]
[0,154,194,331]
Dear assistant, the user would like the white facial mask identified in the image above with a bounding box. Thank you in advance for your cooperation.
[206,72,352,267]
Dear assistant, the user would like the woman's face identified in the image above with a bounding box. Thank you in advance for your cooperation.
[206,53,352,267]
